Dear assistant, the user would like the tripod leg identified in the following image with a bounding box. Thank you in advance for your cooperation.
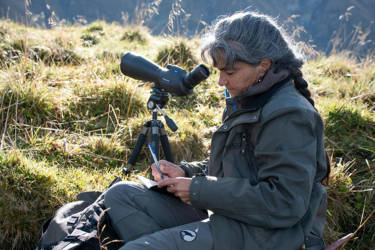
[160,126,174,163]
[127,125,149,166]
[150,120,160,162]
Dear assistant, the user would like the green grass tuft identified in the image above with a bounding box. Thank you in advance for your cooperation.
[86,24,104,33]
[80,33,100,47]
[325,103,375,159]
[0,151,67,249]
[1,80,57,126]
[67,80,147,131]
[121,28,147,44]
[156,40,197,70]
[29,46,82,65]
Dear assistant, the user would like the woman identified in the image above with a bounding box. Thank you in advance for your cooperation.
[104,11,329,250]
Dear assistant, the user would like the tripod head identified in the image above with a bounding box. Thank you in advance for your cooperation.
[147,86,169,110]
[147,86,178,133]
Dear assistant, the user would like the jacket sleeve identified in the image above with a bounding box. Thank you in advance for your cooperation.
[179,158,209,177]
[189,108,321,229]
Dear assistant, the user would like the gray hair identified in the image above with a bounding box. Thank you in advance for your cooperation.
[201,11,302,69]
[201,11,314,107]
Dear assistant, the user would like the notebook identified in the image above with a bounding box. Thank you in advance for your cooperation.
[136,175,171,195]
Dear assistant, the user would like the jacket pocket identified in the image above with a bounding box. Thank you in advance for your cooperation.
[303,232,325,250]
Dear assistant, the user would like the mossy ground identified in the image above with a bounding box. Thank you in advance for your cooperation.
[0,20,374,249]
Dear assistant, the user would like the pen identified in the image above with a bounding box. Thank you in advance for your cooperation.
[148,142,164,180]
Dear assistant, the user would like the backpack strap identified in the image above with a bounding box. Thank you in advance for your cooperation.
[37,177,123,250]
[51,194,106,250]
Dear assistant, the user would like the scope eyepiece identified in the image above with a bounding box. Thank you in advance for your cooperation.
[184,64,210,89]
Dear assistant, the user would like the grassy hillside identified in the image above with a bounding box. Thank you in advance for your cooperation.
[0,20,374,249]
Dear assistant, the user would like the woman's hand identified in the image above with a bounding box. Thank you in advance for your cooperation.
[158,177,192,204]
[151,160,185,182]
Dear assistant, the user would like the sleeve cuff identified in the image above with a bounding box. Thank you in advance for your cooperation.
[179,164,191,177]
[189,175,217,209]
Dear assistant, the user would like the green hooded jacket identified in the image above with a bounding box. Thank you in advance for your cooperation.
[180,80,328,250]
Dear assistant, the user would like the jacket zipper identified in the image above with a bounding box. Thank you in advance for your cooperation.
[241,132,258,185]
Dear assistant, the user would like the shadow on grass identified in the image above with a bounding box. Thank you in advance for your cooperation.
[325,106,375,161]
[0,152,67,250]
[324,106,375,249]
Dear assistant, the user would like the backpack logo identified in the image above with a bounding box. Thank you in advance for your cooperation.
[180,230,197,242]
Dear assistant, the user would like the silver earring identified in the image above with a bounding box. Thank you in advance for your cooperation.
[257,77,263,84]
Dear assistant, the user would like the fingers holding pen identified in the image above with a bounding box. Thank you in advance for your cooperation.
[152,160,185,180]
[161,160,186,177]
[151,164,163,182]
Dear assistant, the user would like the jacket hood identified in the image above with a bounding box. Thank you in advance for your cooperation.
[223,66,291,121]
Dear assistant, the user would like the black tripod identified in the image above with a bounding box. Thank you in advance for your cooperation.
[124,87,178,174]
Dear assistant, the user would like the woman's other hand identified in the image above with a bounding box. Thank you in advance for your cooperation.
[151,160,185,182]
[158,177,192,204]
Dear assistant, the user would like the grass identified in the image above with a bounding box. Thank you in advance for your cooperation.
[120,26,148,44]
[156,40,197,70]
[304,55,375,249]
[0,19,374,249]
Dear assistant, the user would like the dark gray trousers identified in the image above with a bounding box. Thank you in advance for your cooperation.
[103,181,213,250]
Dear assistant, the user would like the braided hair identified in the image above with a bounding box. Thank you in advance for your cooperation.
[200,11,330,184]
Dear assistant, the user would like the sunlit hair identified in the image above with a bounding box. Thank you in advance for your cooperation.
[201,11,302,68]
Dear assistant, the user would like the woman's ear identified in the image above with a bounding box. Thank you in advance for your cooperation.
[259,58,272,75]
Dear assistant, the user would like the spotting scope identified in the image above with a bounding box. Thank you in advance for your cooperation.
[120,52,210,96]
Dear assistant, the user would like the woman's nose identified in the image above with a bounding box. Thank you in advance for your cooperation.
[218,73,227,86]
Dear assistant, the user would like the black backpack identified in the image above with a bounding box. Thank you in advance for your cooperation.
[37,177,123,250]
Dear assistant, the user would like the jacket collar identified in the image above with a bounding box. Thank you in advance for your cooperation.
[223,66,291,122]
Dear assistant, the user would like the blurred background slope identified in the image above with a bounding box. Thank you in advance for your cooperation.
[1,0,374,56]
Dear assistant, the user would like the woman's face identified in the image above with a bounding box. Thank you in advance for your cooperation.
[216,60,266,97]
